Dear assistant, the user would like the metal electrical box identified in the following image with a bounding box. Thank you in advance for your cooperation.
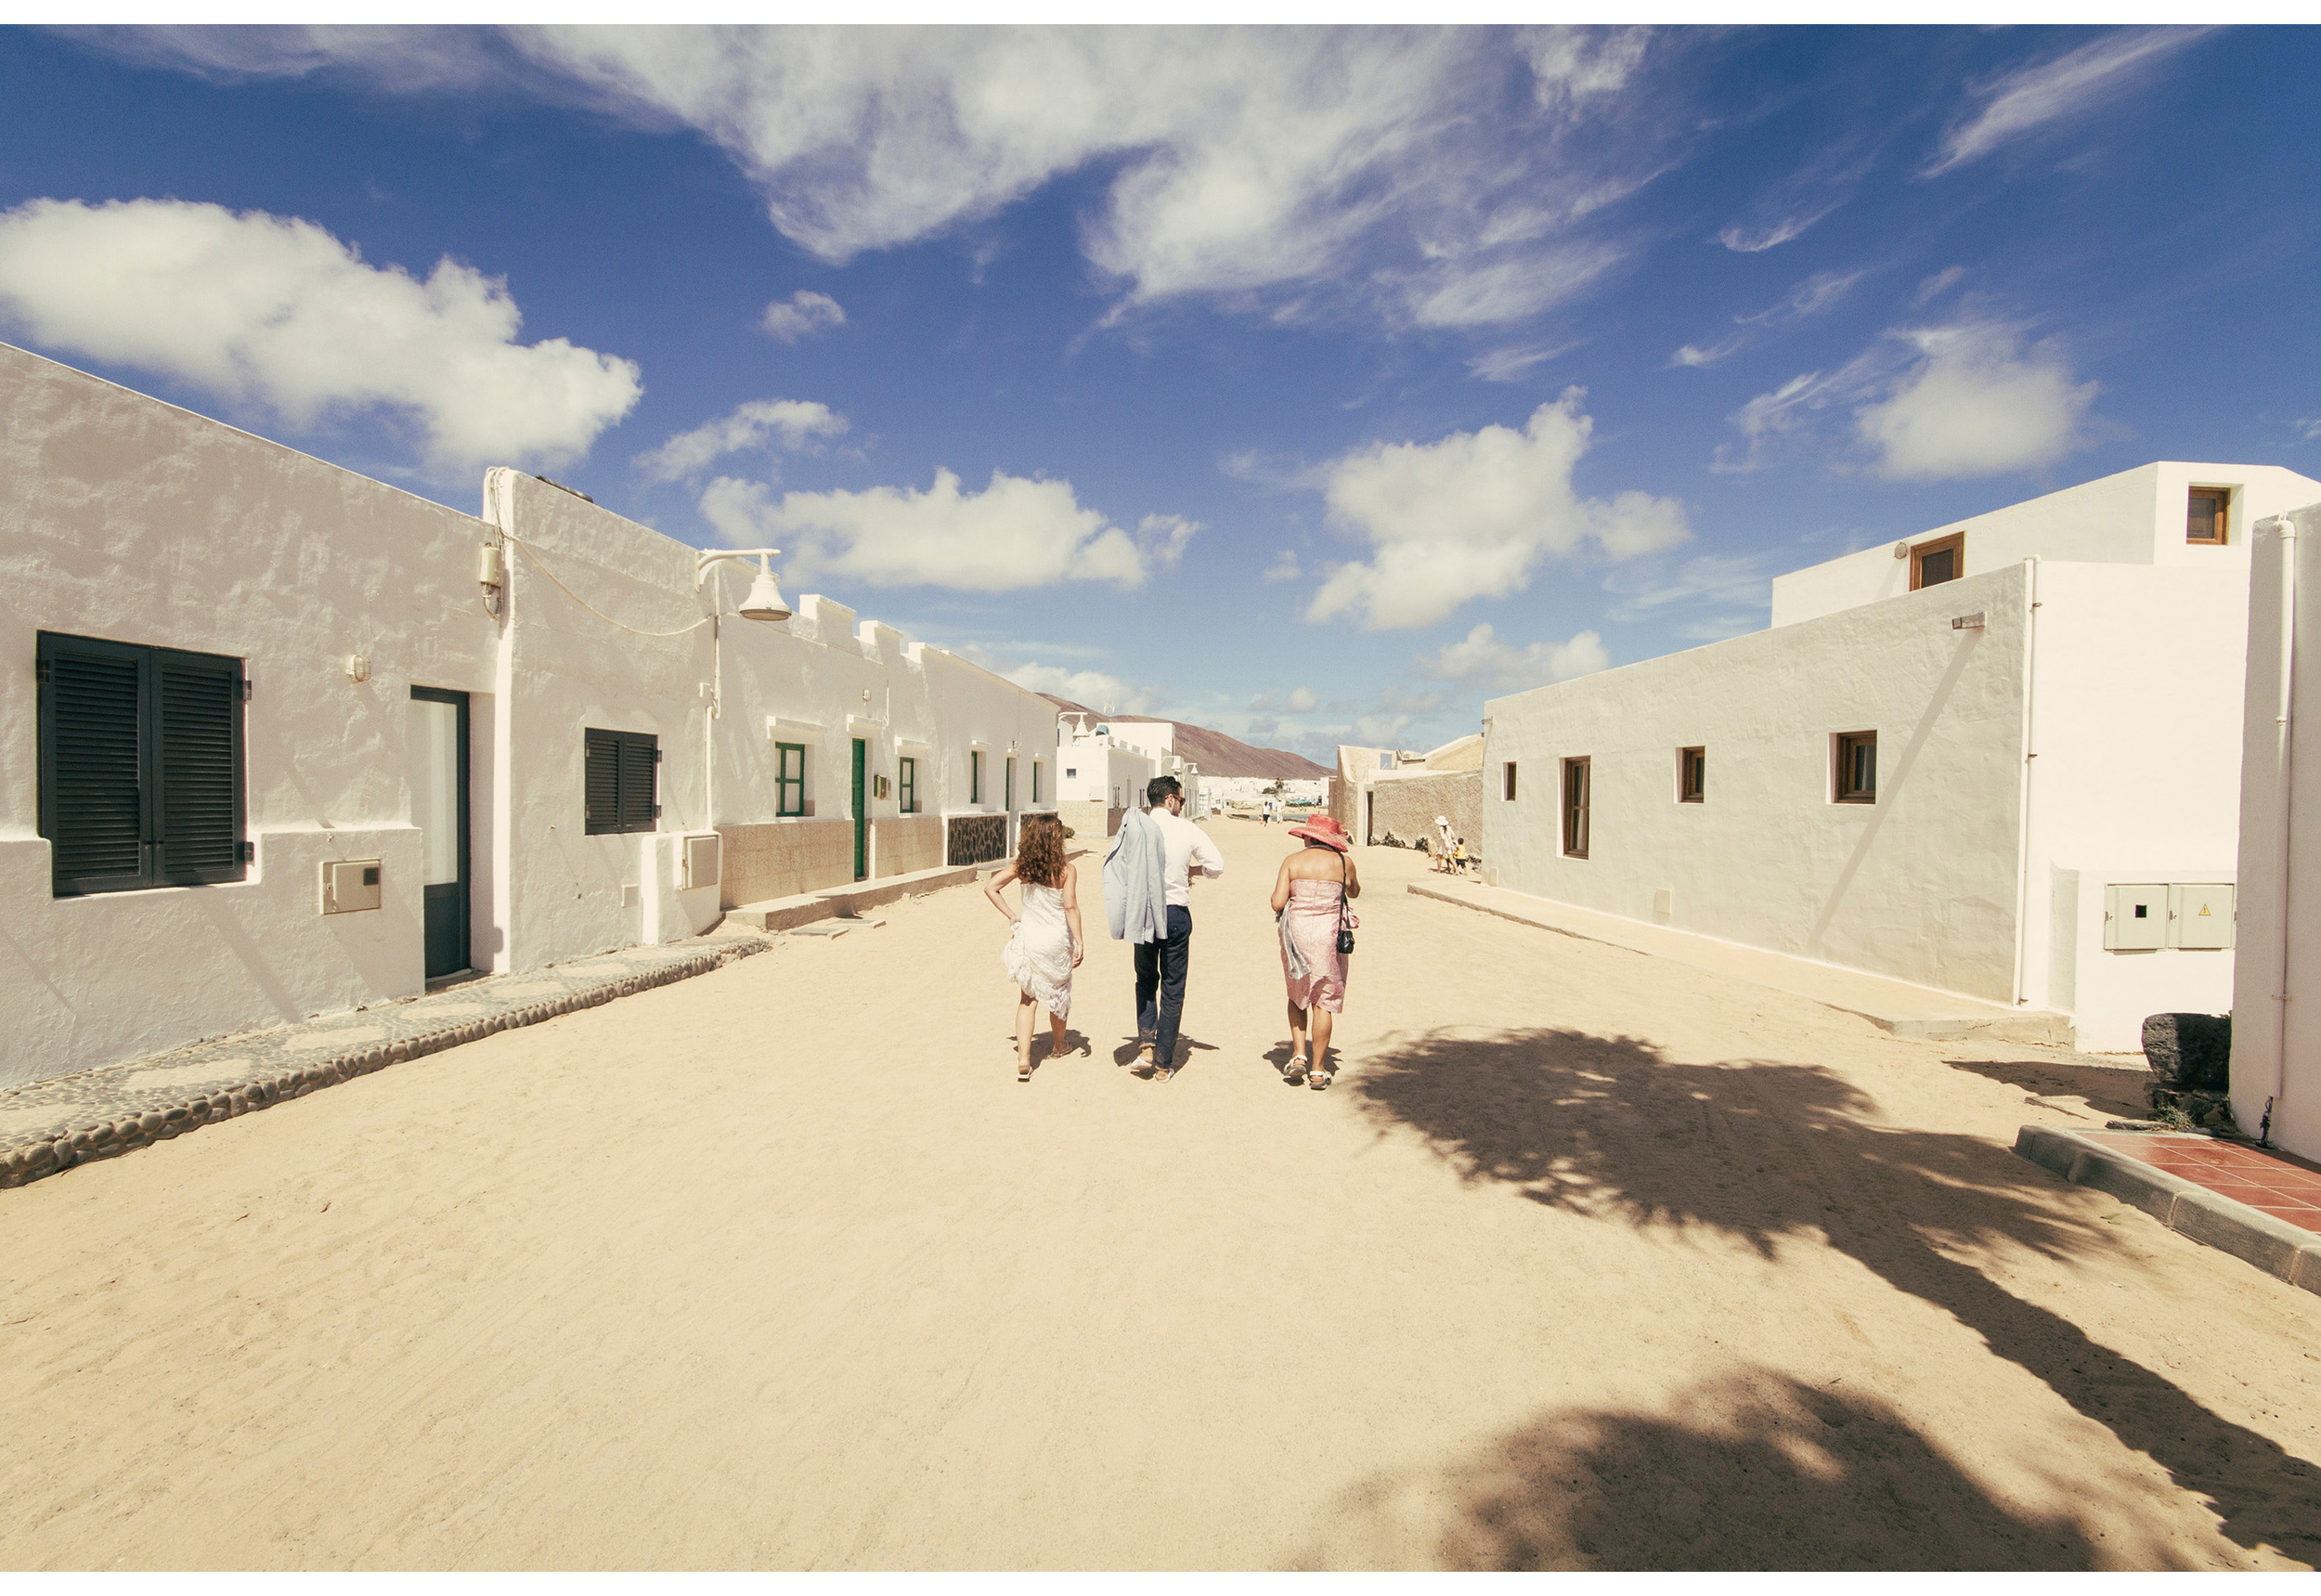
[2104,884,2167,950]
[322,858,382,915]
[2169,883,2236,949]
[683,832,722,892]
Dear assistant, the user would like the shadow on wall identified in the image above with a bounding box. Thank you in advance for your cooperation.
[1330,1026,2321,1568]
[1290,1369,2099,1570]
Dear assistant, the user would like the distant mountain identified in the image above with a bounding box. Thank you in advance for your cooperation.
[1041,695,1333,782]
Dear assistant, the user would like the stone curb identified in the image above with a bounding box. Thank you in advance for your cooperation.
[0,939,772,1194]
[2013,1124,2321,1297]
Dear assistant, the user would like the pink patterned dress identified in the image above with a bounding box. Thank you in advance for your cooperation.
[1280,877,1354,1014]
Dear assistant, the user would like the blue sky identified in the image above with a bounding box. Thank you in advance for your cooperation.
[2,25,2316,761]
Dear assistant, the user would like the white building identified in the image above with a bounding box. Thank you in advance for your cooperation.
[1483,462,2321,1053]
[2231,503,2321,1160]
[1053,709,1202,835]
[1199,775,1329,810]
[0,341,1056,1091]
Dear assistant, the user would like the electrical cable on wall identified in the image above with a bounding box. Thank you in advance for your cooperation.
[503,534,712,640]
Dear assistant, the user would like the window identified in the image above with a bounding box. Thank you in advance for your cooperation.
[37,631,248,897]
[1910,532,1964,590]
[583,728,659,835]
[1834,731,1877,804]
[774,742,807,817]
[1561,758,1590,859]
[971,749,983,804]
[1502,761,1518,801]
[1065,766,1077,779]
[899,755,917,814]
[1679,746,1705,803]
[1005,757,1016,811]
[2188,487,2231,545]
[1031,760,1042,805]
[1377,752,1394,772]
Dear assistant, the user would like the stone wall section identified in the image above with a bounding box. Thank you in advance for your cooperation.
[1368,771,1484,854]
[874,815,944,877]
[718,819,854,908]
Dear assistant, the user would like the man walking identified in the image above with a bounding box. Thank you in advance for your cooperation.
[1130,775,1222,1080]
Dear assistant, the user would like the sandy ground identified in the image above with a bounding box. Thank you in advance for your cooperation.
[4,819,2319,1571]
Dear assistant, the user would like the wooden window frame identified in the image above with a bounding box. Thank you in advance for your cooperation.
[1502,761,1518,801]
[1909,532,1965,591]
[899,755,917,814]
[1834,731,1877,804]
[774,742,808,818]
[37,630,249,898]
[1678,746,1705,804]
[584,728,660,836]
[1561,756,1590,859]
[2187,486,2232,546]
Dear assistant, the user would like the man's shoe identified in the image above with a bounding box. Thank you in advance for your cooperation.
[1129,1058,1157,1078]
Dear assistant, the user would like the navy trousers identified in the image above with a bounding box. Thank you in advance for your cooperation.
[1135,905,1193,1070]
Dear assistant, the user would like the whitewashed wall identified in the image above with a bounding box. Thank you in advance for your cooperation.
[2233,508,2321,1159]
[0,344,1055,1090]
[1484,565,2032,1005]
[0,342,499,1087]
[1201,776,1329,807]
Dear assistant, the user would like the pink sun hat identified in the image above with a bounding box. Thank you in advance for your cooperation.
[1287,813,1352,852]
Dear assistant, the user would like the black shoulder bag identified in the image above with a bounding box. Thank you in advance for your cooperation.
[1335,854,1356,955]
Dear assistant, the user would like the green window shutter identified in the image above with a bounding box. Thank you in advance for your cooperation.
[584,729,621,834]
[617,733,659,832]
[40,634,147,895]
[155,649,245,884]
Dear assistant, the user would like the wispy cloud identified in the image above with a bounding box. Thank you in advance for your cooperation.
[1716,137,1877,253]
[1925,28,2211,176]
[1671,268,1861,369]
[1913,266,1967,306]
[760,289,845,342]
[1602,551,1778,642]
[1413,622,1610,692]
[635,397,846,482]
[1468,340,1582,383]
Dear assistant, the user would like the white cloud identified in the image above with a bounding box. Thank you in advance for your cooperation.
[1468,342,1578,383]
[1853,326,2097,481]
[1602,551,1777,642]
[97,25,1683,331]
[1718,321,2097,481]
[1308,390,1691,630]
[760,289,845,342]
[1286,687,1319,713]
[699,467,1186,592]
[1926,28,2211,176]
[1264,550,1303,583]
[1717,138,1875,253]
[635,397,845,482]
[1352,713,1413,746]
[0,197,639,470]
[1674,269,1858,369]
[1716,210,1838,254]
[984,657,1160,715]
[1913,266,1967,306]
[1414,623,1609,692]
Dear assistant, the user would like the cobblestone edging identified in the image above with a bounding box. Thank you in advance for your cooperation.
[0,932,774,1193]
[2014,1124,2321,1298]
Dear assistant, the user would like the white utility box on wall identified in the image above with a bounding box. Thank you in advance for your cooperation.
[321,858,382,915]
[683,832,721,892]
[2104,884,2167,950]
[2169,883,2236,949]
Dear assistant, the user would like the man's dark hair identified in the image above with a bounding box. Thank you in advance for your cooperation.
[1147,775,1182,808]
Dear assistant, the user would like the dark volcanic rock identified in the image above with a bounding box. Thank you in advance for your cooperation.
[2142,1012,2231,1091]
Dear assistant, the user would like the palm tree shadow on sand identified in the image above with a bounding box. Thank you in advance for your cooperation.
[1290,1026,2321,1570]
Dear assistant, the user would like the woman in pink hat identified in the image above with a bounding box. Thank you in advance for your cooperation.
[1269,812,1360,1089]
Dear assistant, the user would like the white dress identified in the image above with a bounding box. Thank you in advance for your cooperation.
[1002,881,1073,1019]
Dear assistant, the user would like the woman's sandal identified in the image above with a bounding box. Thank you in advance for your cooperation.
[1018,1058,1032,1083]
[1307,1060,1329,1090]
[1283,1054,1309,1084]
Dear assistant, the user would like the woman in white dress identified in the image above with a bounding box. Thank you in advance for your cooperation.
[984,811,1084,1082]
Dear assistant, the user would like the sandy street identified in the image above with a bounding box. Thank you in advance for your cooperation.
[3,816,2318,1570]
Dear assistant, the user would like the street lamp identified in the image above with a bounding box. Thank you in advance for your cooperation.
[697,548,791,622]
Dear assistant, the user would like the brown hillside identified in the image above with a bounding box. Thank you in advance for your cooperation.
[1041,695,1333,782]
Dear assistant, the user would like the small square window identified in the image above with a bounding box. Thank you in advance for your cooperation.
[1834,731,1877,804]
[1909,533,1964,591]
[1679,746,1705,803]
[2187,487,2231,545]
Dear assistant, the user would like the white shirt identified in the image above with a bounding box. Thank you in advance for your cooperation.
[1151,808,1224,908]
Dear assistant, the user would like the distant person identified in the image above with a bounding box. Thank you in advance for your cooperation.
[1262,797,1276,824]
[1272,812,1359,1089]
[1124,775,1223,1080]
[986,812,1083,1083]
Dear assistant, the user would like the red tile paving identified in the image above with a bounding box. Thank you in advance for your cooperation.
[2086,1132,2321,1231]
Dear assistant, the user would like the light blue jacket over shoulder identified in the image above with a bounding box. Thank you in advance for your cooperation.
[1104,808,1168,944]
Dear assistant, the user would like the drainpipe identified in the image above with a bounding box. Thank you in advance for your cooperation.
[2268,518,2300,1145]
[707,606,720,832]
[2012,556,2041,1006]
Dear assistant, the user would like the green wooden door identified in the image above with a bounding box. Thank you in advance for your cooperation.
[851,737,868,881]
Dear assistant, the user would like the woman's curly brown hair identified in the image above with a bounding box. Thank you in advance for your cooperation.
[1014,811,1068,889]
